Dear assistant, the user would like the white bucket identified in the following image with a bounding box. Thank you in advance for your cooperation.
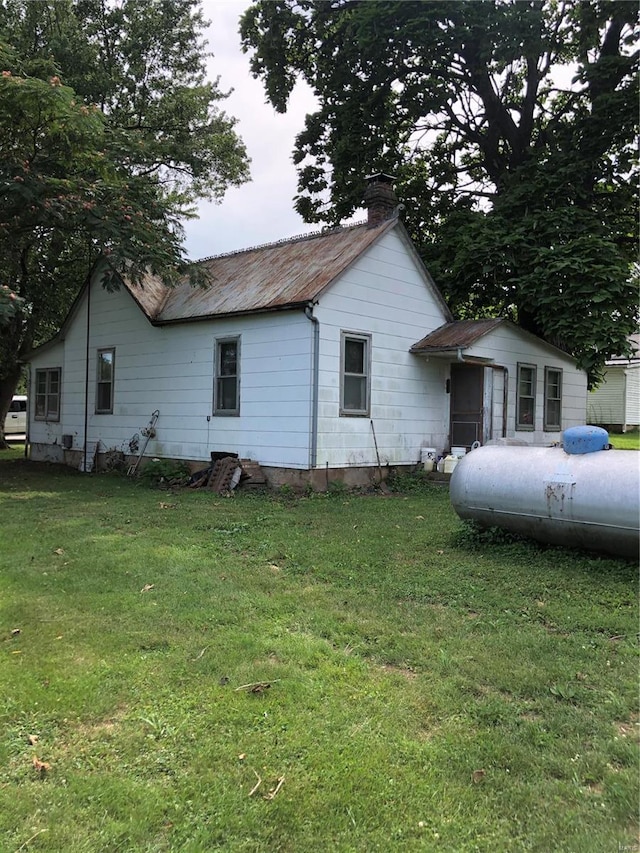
[451,446,467,459]
[420,447,437,471]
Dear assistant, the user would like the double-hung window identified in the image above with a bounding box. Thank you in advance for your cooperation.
[34,368,61,421]
[544,367,563,431]
[214,337,240,415]
[340,332,371,416]
[516,363,536,430]
[96,348,115,414]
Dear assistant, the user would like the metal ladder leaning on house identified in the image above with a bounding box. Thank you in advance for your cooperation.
[127,410,160,476]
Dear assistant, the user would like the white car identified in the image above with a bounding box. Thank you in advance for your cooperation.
[5,395,27,435]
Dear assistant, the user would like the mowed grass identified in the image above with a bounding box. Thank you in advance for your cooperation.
[608,431,640,451]
[0,450,638,853]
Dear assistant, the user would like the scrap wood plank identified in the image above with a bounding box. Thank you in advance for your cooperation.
[239,459,267,485]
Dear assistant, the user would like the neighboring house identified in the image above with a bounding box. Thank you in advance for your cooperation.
[27,175,589,487]
[587,334,640,432]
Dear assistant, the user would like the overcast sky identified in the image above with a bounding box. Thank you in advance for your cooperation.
[183,0,323,260]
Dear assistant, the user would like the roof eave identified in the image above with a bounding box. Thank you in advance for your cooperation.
[150,301,312,326]
[409,346,494,364]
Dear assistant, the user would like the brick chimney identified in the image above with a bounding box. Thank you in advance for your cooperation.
[363,173,397,228]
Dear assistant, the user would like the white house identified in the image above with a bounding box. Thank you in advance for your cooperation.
[26,175,589,487]
[587,334,640,433]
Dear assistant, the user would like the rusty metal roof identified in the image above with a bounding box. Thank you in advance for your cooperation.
[125,268,172,317]
[126,220,397,323]
[410,319,506,353]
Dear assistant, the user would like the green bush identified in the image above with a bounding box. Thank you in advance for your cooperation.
[138,458,191,488]
[386,468,439,494]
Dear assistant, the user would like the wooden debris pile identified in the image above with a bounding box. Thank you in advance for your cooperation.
[189,456,267,494]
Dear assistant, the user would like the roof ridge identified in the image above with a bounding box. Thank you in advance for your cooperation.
[194,219,369,264]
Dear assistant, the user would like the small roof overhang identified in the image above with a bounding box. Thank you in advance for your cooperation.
[410,319,505,358]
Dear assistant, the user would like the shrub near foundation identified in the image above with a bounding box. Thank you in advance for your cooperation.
[137,458,191,488]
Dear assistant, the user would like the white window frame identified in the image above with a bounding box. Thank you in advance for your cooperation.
[544,367,563,431]
[516,362,536,431]
[340,331,371,417]
[95,348,115,414]
[214,336,240,416]
[34,367,61,421]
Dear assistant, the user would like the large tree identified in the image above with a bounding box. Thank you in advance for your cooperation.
[0,0,249,445]
[241,0,638,383]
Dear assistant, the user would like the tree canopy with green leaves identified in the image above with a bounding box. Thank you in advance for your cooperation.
[0,0,249,444]
[241,0,638,383]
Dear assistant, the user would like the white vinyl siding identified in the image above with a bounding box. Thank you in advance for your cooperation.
[30,278,314,469]
[588,365,640,429]
[315,228,451,467]
[627,368,640,427]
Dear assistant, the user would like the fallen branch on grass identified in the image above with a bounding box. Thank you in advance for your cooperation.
[249,769,262,797]
[234,680,280,693]
[191,646,209,661]
[13,828,48,853]
[264,776,285,800]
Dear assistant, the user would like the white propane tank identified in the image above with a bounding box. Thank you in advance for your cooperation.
[450,442,640,559]
[421,447,437,472]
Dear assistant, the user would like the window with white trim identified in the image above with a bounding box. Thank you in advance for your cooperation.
[214,337,240,415]
[516,363,536,430]
[96,348,115,414]
[544,367,563,431]
[35,368,61,421]
[340,332,371,416]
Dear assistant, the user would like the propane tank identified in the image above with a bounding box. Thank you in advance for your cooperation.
[450,432,639,559]
[420,447,437,472]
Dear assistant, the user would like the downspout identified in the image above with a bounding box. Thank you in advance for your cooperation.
[83,272,91,472]
[304,303,319,470]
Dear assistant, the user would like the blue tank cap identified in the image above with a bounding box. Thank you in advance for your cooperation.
[563,425,609,454]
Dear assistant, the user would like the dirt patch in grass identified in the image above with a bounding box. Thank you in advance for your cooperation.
[72,707,129,739]
[378,662,418,681]
[616,714,640,742]
[520,710,544,723]
[415,720,444,741]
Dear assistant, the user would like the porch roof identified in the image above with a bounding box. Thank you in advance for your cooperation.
[410,319,505,354]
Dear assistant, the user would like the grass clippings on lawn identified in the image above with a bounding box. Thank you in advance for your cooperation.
[0,452,638,852]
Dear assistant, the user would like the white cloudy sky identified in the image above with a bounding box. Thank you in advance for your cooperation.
[183,0,323,260]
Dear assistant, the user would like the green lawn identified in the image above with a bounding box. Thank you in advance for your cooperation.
[0,451,638,852]
[608,431,640,451]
